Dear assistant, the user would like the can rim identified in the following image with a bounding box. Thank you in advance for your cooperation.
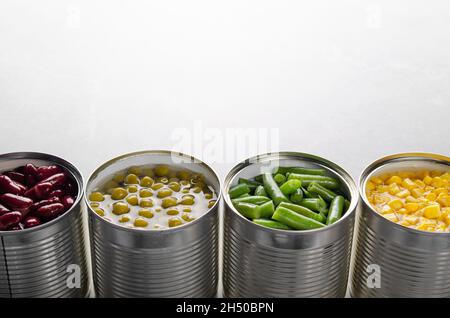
[85,150,222,233]
[0,151,84,236]
[359,152,450,237]
[223,151,358,235]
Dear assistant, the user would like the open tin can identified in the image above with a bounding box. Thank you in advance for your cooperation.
[0,152,89,298]
[86,150,221,297]
[222,152,358,297]
[350,152,450,297]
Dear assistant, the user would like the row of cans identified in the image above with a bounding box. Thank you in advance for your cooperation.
[0,151,449,298]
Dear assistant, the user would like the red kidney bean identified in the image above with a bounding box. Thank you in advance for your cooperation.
[0,175,27,195]
[48,189,64,198]
[41,173,66,186]
[25,174,38,187]
[8,223,24,231]
[61,195,75,210]
[36,203,64,219]
[24,182,53,200]
[31,196,61,211]
[23,216,41,228]
[24,163,39,178]
[0,203,10,216]
[0,211,23,230]
[4,171,26,184]
[37,165,63,181]
[0,193,34,214]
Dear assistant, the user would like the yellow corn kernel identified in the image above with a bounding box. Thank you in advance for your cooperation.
[383,213,399,223]
[401,178,416,190]
[411,188,424,198]
[406,196,419,203]
[388,199,404,210]
[371,177,384,185]
[396,189,410,198]
[388,183,401,195]
[423,175,433,185]
[366,181,376,191]
[437,193,450,207]
[387,176,402,185]
[405,215,419,225]
[398,220,410,227]
[445,215,450,226]
[416,223,435,232]
[398,208,408,214]
[405,202,420,213]
[431,177,444,188]
[423,204,441,219]
[414,180,426,188]
[426,192,437,201]
[380,205,393,214]
[441,173,450,180]
[434,188,447,196]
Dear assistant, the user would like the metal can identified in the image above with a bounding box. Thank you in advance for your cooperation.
[222,152,358,298]
[0,152,90,298]
[86,150,221,297]
[350,152,450,298]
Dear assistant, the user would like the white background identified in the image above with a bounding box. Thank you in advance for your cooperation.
[0,0,449,180]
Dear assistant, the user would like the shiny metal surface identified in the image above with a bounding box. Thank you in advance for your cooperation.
[86,150,221,298]
[350,152,450,298]
[0,152,90,298]
[222,152,358,298]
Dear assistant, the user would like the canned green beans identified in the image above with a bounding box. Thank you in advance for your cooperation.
[223,152,358,298]
[227,166,350,230]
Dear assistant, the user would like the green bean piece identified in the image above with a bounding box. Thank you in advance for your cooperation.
[298,197,328,215]
[238,178,262,192]
[259,201,275,218]
[326,195,345,225]
[254,175,264,183]
[238,193,251,198]
[279,179,302,196]
[302,187,318,198]
[254,185,268,197]
[278,202,326,223]
[289,188,304,204]
[344,199,351,212]
[274,167,326,176]
[229,183,250,199]
[262,173,289,206]
[232,196,271,205]
[233,202,261,219]
[287,173,340,190]
[272,207,326,230]
[307,182,338,202]
[253,219,292,230]
[273,173,286,185]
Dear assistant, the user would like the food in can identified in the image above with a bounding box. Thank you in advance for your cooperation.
[0,163,77,231]
[366,170,450,232]
[89,165,217,229]
[228,166,350,230]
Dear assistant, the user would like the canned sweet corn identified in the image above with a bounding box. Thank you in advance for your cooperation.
[351,153,450,298]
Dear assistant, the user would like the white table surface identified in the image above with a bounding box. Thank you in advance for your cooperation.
[0,0,449,298]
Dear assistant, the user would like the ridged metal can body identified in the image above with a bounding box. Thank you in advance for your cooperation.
[86,151,221,298]
[350,153,450,298]
[0,152,90,298]
[222,152,358,298]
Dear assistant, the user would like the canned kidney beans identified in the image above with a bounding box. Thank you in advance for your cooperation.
[0,163,77,231]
